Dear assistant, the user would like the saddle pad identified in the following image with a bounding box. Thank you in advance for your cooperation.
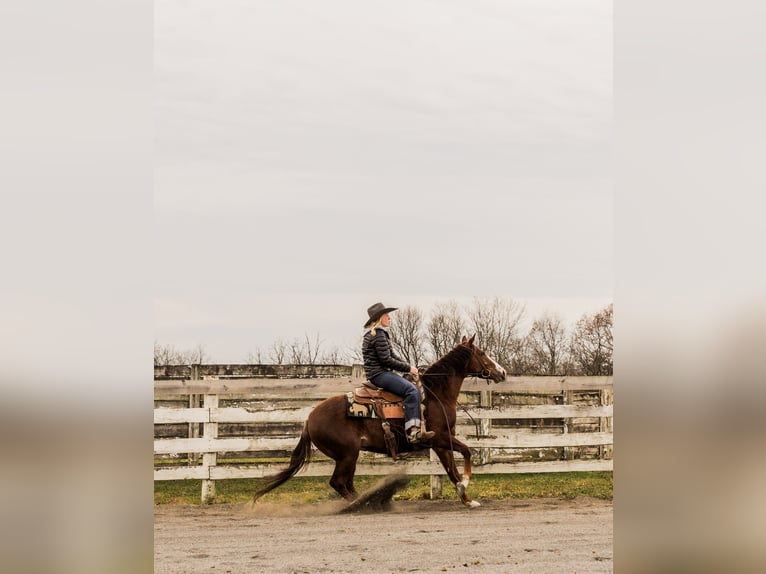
[345,392,405,419]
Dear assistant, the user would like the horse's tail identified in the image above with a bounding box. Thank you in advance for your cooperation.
[252,424,312,502]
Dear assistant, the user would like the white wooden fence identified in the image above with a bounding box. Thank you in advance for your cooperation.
[154,374,613,503]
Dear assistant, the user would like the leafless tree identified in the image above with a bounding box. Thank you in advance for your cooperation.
[154,342,209,366]
[154,341,174,367]
[256,336,351,365]
[269,339,288,365]
[570,304,613,375]
[317,345,349,365]
[288,339,305,364]
[389,306,428,366]
[467,297,526,369]
[188,343,208,364]
[301,333,322,365]
[283,333,325,364]
[526,312,570,375]
[245,348,265,364]
[343,340,361,363]
[154,342,166,366]
[248,340,348,365]
[508,336,535,375]
[425,300,466,361]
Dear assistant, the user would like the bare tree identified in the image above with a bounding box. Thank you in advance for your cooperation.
[154,342,209,366]
[154,341,175,367]
[245,348,264,364]
[346,341,364,365]
[508,336,535,375]
[570,304,613,375]
[526,312,570,375]
[188,343,208,364]
[288,339,305,364]
[302,333,322,365]
[317,345,350,365]
[251,337,348,365]
[426,300,466,361]
[269,339,288,365]
[389,306,428,366]
[467,297,526,369]
[285,333,324,364]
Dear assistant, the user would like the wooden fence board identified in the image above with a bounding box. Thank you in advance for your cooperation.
[154,430,612,455]
[154,437,299,454]
[210,406,315,423]
[154,466,209,480]
[153,404,612,425]
[154,376,613,398]
[461,431,613,448]
[459,404,612,419]
[154,458,612,482]
[154,408,209,424]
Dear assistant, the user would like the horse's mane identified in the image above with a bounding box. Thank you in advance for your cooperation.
[421,344,471,387]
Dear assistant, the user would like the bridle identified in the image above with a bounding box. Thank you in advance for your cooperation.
[464,345,494,380]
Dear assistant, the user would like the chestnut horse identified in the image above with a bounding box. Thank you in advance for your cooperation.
[252,335,507,508]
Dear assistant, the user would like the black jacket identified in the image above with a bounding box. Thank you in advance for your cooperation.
[362,328,411,381]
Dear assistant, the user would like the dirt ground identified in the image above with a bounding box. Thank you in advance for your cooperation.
[154,497,613,573]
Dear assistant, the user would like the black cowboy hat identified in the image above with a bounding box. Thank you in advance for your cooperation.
[364,302,398,328]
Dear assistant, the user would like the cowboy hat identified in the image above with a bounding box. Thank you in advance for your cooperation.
[364,302,398,328]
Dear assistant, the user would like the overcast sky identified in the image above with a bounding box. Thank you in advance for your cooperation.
[154,0,613,363]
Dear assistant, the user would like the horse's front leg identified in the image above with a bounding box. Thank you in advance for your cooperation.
[432,439,480,508]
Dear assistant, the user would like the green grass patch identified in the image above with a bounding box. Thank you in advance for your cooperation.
[154,471,612,505]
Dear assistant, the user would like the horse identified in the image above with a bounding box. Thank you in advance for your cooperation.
[251,335,507,508]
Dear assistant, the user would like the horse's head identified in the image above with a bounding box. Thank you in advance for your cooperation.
[460,335,507,383]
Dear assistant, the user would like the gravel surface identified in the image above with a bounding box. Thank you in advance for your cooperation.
[154,497,612,573]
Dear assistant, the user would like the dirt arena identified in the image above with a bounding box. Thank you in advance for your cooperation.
[154,497,612,573]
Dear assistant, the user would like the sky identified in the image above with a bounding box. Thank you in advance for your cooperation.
[154,0,613,363]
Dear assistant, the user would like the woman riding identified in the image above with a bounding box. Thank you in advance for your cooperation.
[361,302,435,444]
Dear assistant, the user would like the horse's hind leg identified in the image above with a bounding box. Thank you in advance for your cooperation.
[329,454,359,500]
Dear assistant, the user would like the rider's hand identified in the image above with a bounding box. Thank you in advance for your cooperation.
[410,366,419,377]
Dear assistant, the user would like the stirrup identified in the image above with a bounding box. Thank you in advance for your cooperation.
[407,428,435,444]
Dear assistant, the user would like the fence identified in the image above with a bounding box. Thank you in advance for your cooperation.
[154,366,613,503]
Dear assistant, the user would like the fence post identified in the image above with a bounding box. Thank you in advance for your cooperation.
[201,394,219,504]
[189,364,201,466]
[562,389,574,460]
[429,449,442,499]
[478,389,492,465]
[599,388,613,460]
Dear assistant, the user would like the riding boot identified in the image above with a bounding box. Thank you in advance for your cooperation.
[407,427,435,444]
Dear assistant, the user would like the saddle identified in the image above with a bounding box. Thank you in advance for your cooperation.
[356,381,405,403]
[347,382,405,419]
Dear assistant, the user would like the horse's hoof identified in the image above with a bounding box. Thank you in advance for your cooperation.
[467,500,481,509]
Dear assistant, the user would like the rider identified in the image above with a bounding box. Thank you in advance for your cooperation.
[362,302,435,444]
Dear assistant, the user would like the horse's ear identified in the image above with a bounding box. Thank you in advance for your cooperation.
[461,335,468,344]
[468,334,476,345]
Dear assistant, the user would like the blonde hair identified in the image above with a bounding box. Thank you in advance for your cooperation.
[368,319,382,336]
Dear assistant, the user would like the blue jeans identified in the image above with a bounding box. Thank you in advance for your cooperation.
[371,371,422,430]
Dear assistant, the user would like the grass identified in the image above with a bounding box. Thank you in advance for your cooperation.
[154,471,612,505]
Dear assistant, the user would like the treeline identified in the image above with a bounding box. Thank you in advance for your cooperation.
[155,298,612,376]
[387,298,612,376]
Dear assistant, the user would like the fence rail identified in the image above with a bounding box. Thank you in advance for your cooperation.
[154,371,613,502]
